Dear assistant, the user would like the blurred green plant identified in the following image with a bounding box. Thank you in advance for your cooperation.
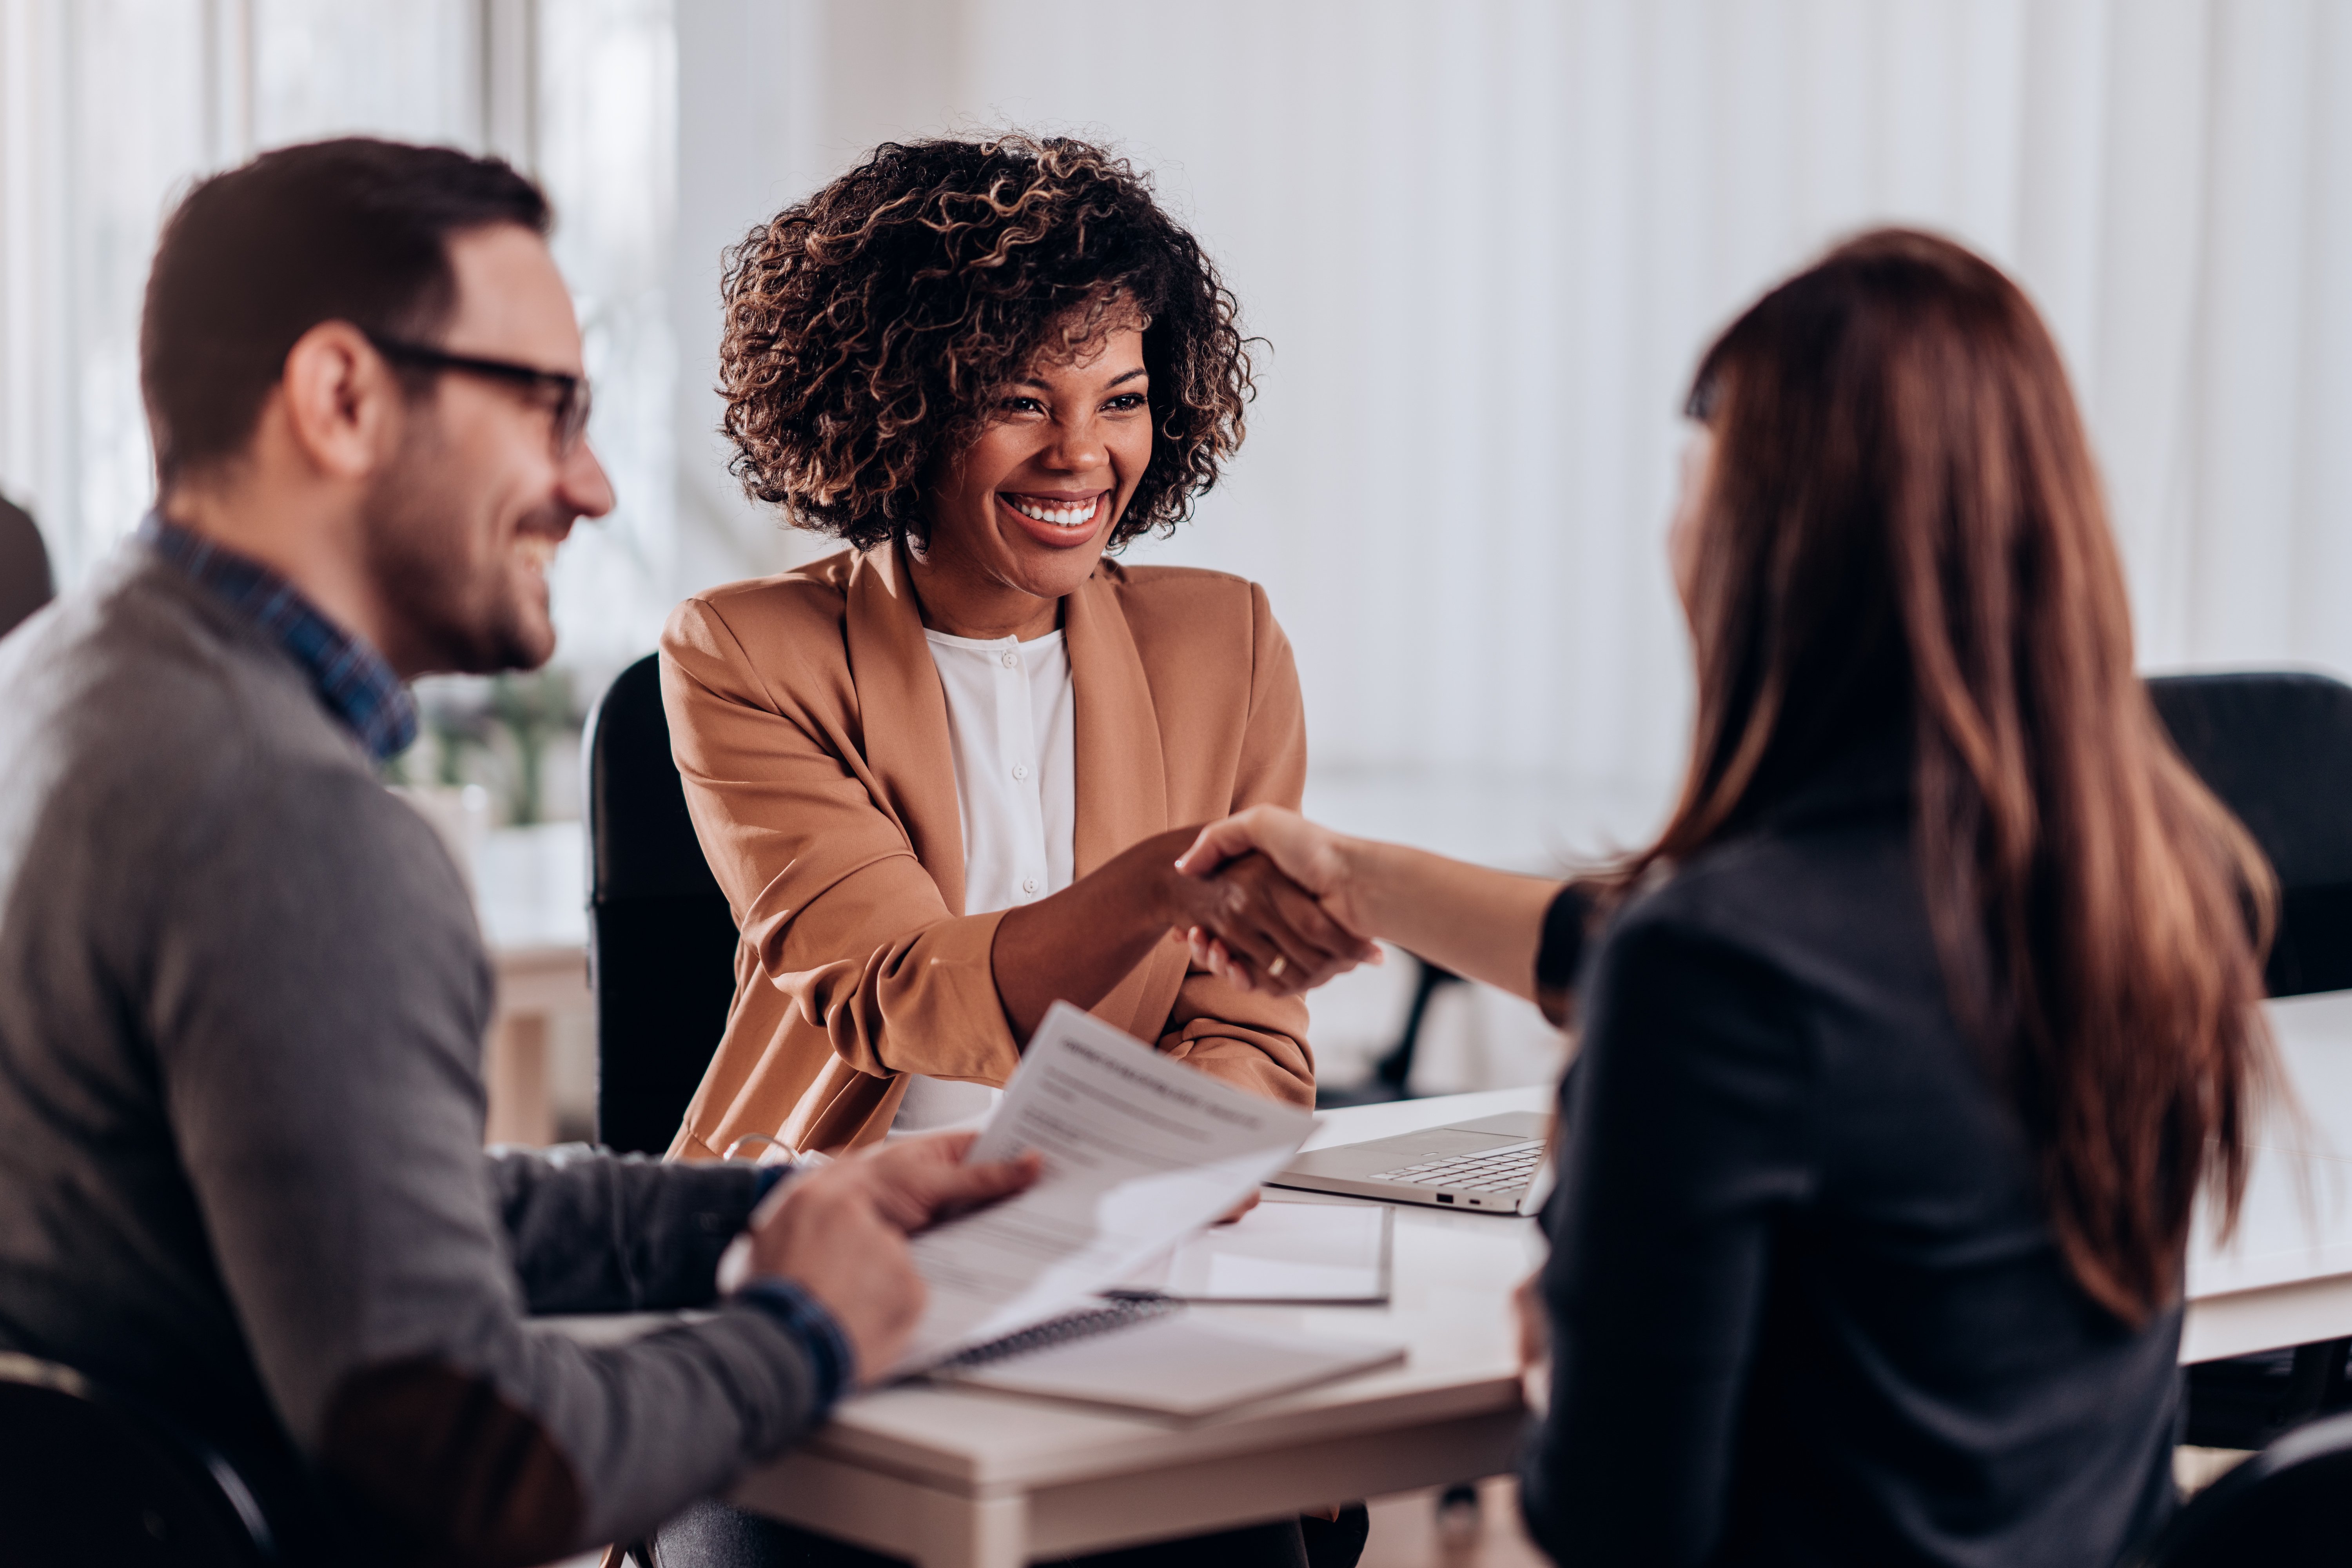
[432,706,485,788]
[386,671,583,826]
[489,670,575,827]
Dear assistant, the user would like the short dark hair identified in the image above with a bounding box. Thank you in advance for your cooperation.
[717,133,1255,552]
[140,136,550,487]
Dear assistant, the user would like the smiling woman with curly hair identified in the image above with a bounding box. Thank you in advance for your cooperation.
[648,128,1371,1568]
[716,135,1253,553]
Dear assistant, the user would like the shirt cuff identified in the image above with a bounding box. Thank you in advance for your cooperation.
[736,1277,854,1411]
[1535,883,1593,996]
[751,1164,793,1205]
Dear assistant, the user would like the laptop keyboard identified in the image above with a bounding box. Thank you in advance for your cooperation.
[1369,1139,1544,1193]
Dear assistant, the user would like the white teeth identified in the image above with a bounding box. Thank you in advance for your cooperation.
[1006,495,1098,528]
[517,536,556,572]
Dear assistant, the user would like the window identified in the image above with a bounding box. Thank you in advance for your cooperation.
[0,0,680,672]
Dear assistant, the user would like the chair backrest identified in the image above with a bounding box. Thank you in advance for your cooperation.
[0,1354,276,1566]
[0,494,55,639]
[583,653,742,1155]
[2135,1407,2352,1566]
[2148,671,2352,996]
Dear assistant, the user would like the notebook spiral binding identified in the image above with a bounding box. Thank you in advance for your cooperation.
[931,1296,1184,1372]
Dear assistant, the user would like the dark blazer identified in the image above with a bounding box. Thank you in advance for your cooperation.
[0,495,53,639]
[1521,737,2180,1567]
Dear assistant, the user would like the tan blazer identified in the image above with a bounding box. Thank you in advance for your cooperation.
[660,541,1315,1159]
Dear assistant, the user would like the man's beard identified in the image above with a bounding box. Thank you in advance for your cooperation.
[358,420,556,676]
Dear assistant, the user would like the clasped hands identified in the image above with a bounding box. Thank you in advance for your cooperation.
[1165,806,1377,997]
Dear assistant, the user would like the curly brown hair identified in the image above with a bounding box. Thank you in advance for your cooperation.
[716,133,1255,552]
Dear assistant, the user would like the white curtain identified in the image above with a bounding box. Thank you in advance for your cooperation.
[7,0,2350,859]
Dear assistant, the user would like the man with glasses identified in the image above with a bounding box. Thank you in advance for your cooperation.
[0,138,1031,1564]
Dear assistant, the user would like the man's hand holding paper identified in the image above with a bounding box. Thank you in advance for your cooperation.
[734,1134,1043,1381]
[892,1003,1318,1374]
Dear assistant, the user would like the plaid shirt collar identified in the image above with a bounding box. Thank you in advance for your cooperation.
[140,513,418,761]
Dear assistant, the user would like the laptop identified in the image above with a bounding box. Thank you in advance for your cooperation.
[1267,1111,1551,1214]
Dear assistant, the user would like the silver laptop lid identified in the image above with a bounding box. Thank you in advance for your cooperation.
[1270,1111,1550,1214]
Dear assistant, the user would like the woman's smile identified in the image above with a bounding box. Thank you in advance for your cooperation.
[908,318,1151,637]
[997,489,1108,548]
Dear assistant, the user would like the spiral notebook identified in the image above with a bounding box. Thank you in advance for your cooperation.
[928,1298,1406,1419]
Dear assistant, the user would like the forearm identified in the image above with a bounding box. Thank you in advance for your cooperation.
[489,1147,766,1314]
[1344,840,1563,1003]
[210,1075,838,1554]
[1159,994,1315,1107]
[318,1299,834,1556]
[196,1051,838,1555]
[992,827,1196,1038]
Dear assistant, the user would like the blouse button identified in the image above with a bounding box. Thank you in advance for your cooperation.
[1022,877,1040,895]
[1012,763,1028,780]
[1000,651,1019,669]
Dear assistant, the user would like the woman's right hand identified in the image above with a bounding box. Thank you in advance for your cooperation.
[1179,809,1567,1008]
[1173,808,1376,993]
[1160,844,1381,997]
[994,824,1375,1034]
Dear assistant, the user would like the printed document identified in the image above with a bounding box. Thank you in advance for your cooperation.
[1118,1199,1393,1303]
[892,1002,1316,1373]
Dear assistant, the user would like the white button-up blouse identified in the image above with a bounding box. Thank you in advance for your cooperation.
[892,626,1078,1131]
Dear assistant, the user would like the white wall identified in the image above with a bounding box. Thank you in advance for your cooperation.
[7,0,2350,863]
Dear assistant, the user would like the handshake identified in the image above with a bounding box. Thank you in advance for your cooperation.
[1160,806,1383,997]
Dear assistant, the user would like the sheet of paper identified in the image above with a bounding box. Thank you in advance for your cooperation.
[1119,1200,1393,1303]
[893,1002,1316,1373]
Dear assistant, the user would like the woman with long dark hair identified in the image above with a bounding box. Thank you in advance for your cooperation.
[1178,229,2277,1564]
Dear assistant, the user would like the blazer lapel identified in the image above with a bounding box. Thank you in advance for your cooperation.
[1064,566,1189,1037]
[1065,566,1169,873]
[844,542,967,915]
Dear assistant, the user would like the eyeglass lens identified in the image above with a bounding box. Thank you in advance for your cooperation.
[555,379,592,455]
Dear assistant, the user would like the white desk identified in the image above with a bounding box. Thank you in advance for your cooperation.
[729,1089,1544,1568]
[713,995,2352,1566]
[2181,991,2352,1361]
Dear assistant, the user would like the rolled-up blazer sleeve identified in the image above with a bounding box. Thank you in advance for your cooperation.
[1152,582,1314,1106]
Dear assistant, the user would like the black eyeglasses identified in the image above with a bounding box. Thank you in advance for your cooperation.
[363,332,593,455]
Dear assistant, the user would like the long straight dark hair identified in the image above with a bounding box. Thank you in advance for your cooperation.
[1624,229,2276,1324]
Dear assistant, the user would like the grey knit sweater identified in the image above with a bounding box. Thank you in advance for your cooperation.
[0,546,828,1562]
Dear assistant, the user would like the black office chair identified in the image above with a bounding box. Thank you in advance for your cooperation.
[2133,1408,2352,1566]
[2149,671,2352,997]
[2149,671,2352,1450]
[0,493,55,639]
[1316,958,1465,1107]
[0,1354,278,1565]
[584,653,742,1156]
